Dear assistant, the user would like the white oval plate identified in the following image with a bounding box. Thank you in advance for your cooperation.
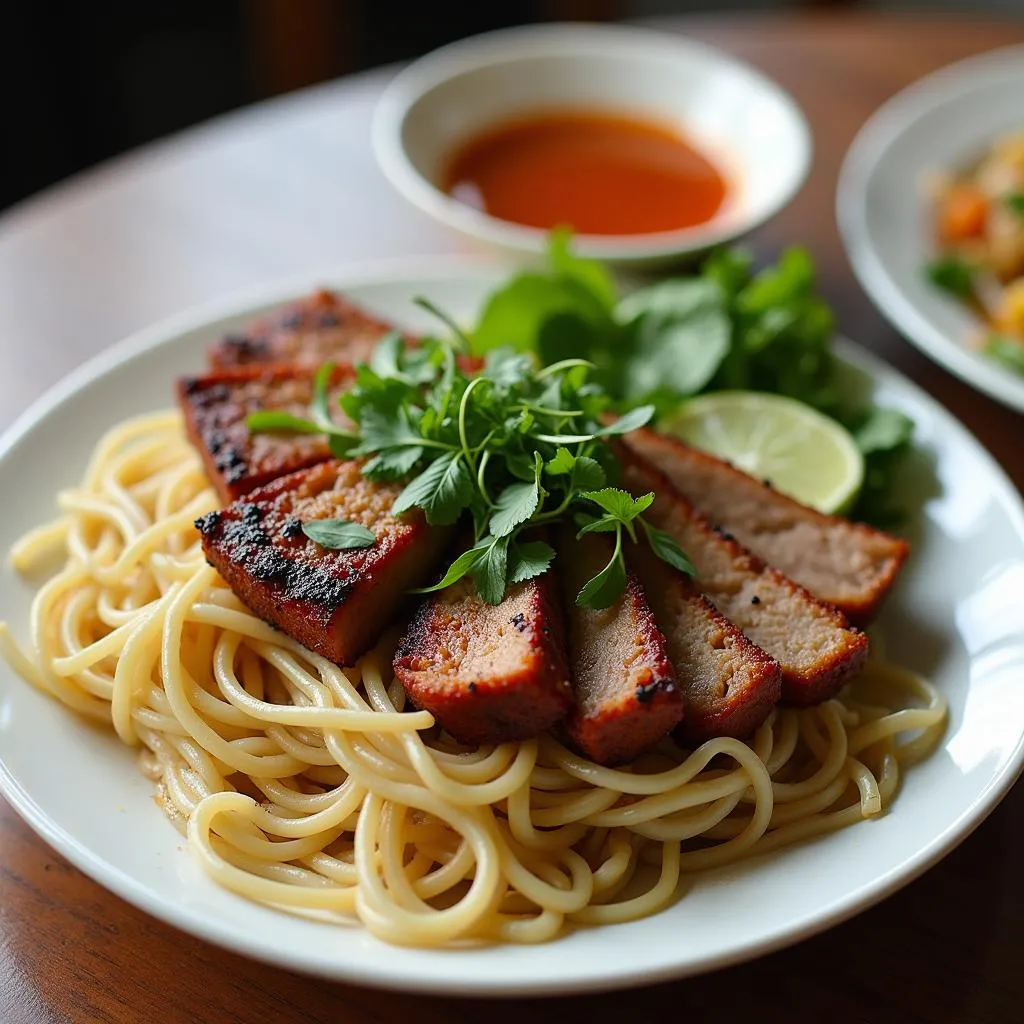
[838,45,1024,414]
[2,259,1024,996]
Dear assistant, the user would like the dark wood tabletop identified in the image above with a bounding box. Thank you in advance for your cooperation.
[2,12,1023,1024]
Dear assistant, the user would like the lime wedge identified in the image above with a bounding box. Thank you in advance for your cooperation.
[659,392,864,514]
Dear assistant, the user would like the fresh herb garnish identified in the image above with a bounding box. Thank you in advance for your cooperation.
[473,236,912,527]
[926,255,976,300]
[302,520,376,550]
[1003,192,1024,217]
[249,323,690,608]
[984,334,1024,376]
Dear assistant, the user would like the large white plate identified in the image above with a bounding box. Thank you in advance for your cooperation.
[837,45,1024,414]
[2,259,1024,996]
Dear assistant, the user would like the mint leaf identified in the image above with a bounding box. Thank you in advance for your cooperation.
[392,452,473,525]
[575,536,626,610]
[548,227,618,311]
[582,488,654,522]
[926,255,975,299]
[246,411,322,434]
[301,520,375,550]
[507,540,555,584]
[412,542,488,594]
[640,518,696,576]
[472,536,509,605]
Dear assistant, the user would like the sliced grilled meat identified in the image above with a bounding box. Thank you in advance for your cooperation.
[177,365,352,503]
[559,529,682,763]
[393,572,572,745]
[208,290,406,371]
[623,429,908,624]
[624,534,782,744]
[197,460,449,665]
[622,452,870,706]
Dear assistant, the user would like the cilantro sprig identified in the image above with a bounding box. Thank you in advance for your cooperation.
[248,324,692,609]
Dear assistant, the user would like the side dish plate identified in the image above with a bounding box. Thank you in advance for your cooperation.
[837,45,1024,413]
[1,260,1024,995]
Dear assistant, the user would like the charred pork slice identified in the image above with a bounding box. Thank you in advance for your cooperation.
[177,365,353,503]
[622,453,869,706]
[393,573,572,745]
[625,532,782,744]
[559,530,682,764]
[208,290,408,370]
[623,429,909,624]
[197,460,449,665]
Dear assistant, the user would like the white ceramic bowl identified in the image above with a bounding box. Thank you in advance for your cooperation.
[373,23,812,264]
[837,45,1024,414]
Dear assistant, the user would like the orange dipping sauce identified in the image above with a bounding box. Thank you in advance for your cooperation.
[442,110,728,236]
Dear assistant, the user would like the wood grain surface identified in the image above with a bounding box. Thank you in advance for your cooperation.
[1,13,1023,1024]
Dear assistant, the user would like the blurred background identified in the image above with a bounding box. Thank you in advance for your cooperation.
[3,0,1020,214]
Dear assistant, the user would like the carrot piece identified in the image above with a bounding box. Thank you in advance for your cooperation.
[939,185,988,242]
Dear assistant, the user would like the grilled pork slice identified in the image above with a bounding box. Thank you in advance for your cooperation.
[177,365,353,503]
[623,429,909,624]
[393,572,572,745]
[559,530,682,763]
[622,454,869,706]
[208,290,405,370]
[197,460,449,665]
[625,535,782,744]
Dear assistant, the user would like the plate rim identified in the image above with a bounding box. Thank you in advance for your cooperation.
[836,43,1024,415]
[1,255,1024,996]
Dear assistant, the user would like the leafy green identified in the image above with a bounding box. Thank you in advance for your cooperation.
[1003,192,1024,217]
[245,410,327,434]
[926,255,975,300]
[507,540,556,584]
[575,533,627,610]
[640,519,697,577]
[984,334,1024,375]
[301,520,375,550]
[392,452,474,525]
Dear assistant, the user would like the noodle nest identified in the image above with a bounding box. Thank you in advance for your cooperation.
[0,413,947,946]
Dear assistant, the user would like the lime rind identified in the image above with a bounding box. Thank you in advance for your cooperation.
[659,391,865,515]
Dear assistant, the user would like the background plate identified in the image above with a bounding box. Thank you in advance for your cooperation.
[838,45,1024,414]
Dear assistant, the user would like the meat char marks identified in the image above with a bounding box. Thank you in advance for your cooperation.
[197,460,450,665]
[559,530,683,763]
[622,452,869,706]
[623,429,908,624]
[177,364,352,503]
[209,290,408,371]
[394,569,572,745]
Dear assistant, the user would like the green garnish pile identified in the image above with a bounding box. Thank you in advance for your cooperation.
[249,234,916,605]
[250,325,693,610]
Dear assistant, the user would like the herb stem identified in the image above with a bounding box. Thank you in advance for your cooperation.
[458,377,485,472]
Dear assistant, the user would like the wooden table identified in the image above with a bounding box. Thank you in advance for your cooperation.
[2,12,1022,1023]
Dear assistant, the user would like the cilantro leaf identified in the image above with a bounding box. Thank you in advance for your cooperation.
[545,447,576,475]
[548,227,618,311]
[926,255,975,299]
[507,540,555,584]
[640,519,696,576]
[594,405,655,437]
[985,334,1024,375]
[582,488,654,522]
[392,452,473,525]
[312,362,338,431]
[301,520,375,550]
[572,455,606,492]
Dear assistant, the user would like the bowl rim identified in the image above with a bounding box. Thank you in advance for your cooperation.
[372,22,813,262]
